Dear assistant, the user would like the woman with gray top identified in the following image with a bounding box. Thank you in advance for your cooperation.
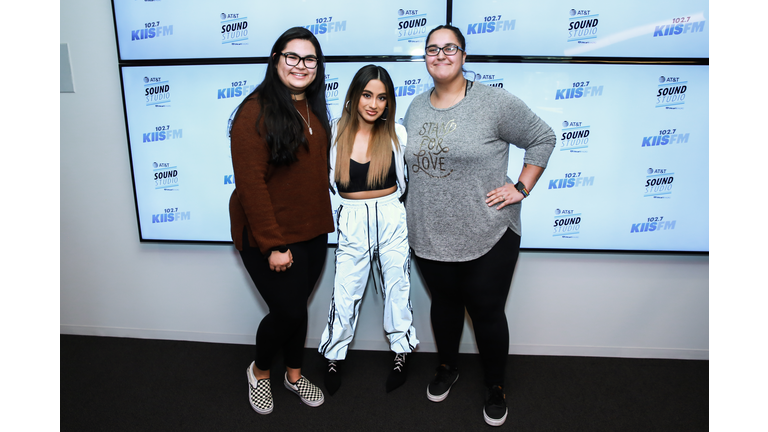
[402,24,556,427]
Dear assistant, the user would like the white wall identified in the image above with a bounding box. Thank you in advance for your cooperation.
[60,0,708,360]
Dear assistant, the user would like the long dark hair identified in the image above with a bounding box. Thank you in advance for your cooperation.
[231,27,331,166]
[334,65,400,188]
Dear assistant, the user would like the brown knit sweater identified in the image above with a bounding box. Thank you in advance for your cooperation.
[228,96,333,255]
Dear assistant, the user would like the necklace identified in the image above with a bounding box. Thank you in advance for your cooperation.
[430,78,471,109]
[296,98,313,135]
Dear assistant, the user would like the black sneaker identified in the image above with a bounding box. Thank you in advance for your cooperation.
[386,353,408,393]
[483,385,508,426]
[426,364,459,402]
[324,360,342,395]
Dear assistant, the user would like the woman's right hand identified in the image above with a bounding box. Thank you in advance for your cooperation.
[268,250,293,272]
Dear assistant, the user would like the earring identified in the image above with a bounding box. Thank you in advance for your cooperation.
[345,100,350,112]
[380,107,388,121]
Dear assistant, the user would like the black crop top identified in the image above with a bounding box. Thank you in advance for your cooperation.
[338,153,397,193]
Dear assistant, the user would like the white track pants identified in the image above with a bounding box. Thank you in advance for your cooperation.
[319,192,419,360]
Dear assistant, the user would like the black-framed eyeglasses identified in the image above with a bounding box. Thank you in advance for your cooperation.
[425,44,464,56]
[279,52,318,69]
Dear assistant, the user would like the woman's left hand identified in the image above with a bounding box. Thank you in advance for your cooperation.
[486,183,523,210]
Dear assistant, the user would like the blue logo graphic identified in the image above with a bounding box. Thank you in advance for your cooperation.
[466,17,515,35]
[221,13,248,45]
[144,78,171,107]
[131,24,173,41]
[656,78,687,108]
[630,218,676,233]
[560,121,590,152]
[478,74,503,88]
[218,84,257,100]
[555,85,603,100]
[153,162,179,190]
[325,78,340,103]
[548,173,594,189]
[644,168,673,198]
[143,128,182,143]
[567,13,598,43]
[653,20,705,37]
[152,210,191,224]
[394,79,432,98]
[553,209,581,238]
[398,11,428,41]
[305,18,347,35]
[642,130,689,147]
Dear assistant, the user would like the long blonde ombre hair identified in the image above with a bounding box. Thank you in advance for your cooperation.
[334,65,400,189]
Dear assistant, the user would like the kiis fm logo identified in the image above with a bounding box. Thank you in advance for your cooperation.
[466,14,515,35]
[654,16,705,38]
[560,120,590,152]
[224,174,235,185]
[305,16,347,35]
[642,128,689,147]
[143,125,182,143]
[394,78,433,98]
[152,207,191,224]
[548,172,594,189]
[553,208,581,238]
[567,9,598,43]
[630,216,675,233]
[131,21,173,41]
[555,80,603,100]
[144,76,170,107]
[477,74,503,88]
[325,76,340,104]
[397,9,428,41]
[218,80,256,100]
[644,167,673,198]
[153,162,179,191]
[656,76,687,109]
[221,13,248,45]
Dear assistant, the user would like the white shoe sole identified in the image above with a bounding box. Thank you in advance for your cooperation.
[483,408,507,426]
[246,363,273,415]
[284,375,325,407]
[426,374,459,402]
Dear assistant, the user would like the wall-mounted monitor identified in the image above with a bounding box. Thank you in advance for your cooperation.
[114,0,708,252]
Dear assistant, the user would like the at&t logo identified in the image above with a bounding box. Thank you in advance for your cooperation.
[644,168,673,198]
[560,120,590,152]
[144,76,171,107]
[553,208,581,238]
[656,76,687,109]
[221,13,248,45]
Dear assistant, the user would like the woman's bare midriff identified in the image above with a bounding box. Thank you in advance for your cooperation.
[339,185,397,200]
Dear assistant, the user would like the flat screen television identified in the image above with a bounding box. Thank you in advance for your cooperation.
[113,0,708,252]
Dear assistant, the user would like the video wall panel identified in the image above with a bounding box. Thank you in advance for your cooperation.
[453,0,708,57]
[114,0,708,252]
[113,0,447,59]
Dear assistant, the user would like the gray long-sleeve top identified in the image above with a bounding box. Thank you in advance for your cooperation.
[403,81,555,262]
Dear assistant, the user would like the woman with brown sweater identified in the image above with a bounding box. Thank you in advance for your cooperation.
[228,27,333,415]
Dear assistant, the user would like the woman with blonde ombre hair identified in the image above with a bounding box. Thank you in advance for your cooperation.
[318,64,419,396]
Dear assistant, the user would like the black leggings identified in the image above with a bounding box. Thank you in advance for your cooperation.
[415,229,521,387]
[239,230,328,371]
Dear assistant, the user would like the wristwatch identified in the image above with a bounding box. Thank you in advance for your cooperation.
[514,181,530,198]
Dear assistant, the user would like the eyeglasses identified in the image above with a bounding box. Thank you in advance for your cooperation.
[280,52,319,69]
[425,44,464,56]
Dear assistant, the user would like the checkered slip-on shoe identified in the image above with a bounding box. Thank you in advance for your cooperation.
[284,373,325,407]
[246,362,273,414]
